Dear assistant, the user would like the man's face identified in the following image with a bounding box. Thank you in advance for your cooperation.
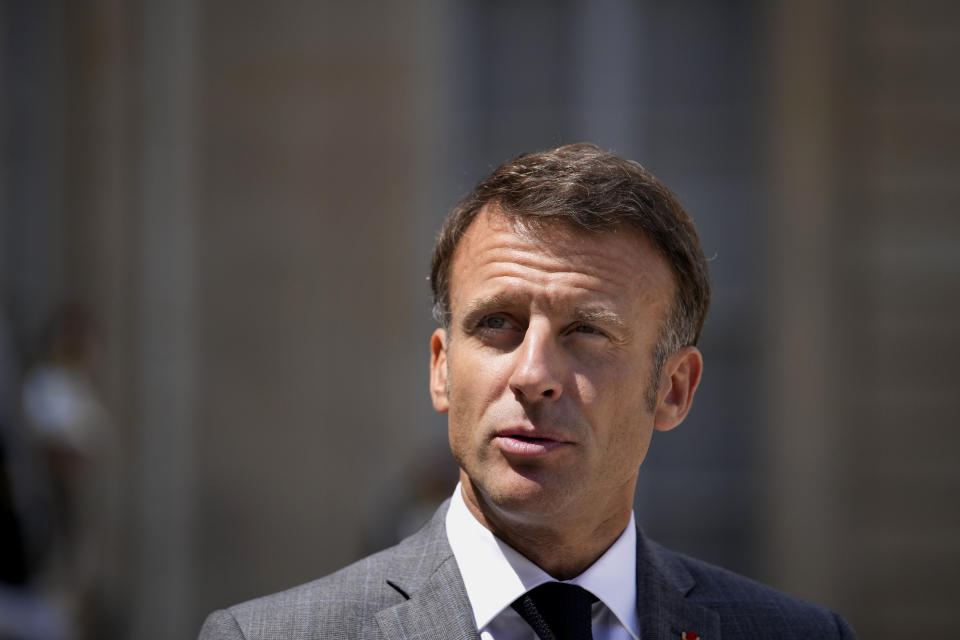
[430,207,697,532]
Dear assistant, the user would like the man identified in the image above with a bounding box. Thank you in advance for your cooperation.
[199,144,856,639]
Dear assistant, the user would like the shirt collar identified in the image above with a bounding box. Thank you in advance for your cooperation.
[445,483,639,638]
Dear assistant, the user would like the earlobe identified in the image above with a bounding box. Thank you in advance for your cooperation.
[653,346,703,432]
[430,328,450,413]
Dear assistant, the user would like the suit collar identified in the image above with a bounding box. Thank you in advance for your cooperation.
[376,553,480,640]
[375,500,481,640]
[374,501,719,640]
[447,486,641,637]
[636,528,721,640]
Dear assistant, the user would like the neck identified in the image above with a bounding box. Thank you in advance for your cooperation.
[459,478,632,580]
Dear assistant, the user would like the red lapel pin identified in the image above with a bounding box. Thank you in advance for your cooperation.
[681,633,699,640]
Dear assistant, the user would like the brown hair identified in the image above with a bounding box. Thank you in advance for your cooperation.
[430,143,710,370]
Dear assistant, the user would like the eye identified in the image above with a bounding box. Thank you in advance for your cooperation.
[572,323,603,336]
[480,315,514,330]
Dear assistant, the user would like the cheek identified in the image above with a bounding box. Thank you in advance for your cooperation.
[445,394,476,472]
[583,366,656,459]
[572,372,596,404]
[446,355,514,459]
[445,361,487,444]
[450,347,512,407]
[574,360,648,415]
[601,417,655,488]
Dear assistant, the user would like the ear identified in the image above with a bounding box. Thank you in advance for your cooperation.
[430,328,450,413]
[653,346,703,432]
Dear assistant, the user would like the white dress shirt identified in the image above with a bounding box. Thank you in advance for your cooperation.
[445,484,640,640]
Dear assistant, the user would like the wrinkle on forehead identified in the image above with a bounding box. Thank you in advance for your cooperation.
[460,210,670,288]
[482,205,626,256]
[449,208,676,328]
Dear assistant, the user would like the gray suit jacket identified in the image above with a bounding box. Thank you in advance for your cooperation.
[198,502,856,639]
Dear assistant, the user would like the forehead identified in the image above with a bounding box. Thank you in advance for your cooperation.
[448,207,675,318]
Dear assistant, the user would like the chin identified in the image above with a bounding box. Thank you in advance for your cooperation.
[471,466,579,521]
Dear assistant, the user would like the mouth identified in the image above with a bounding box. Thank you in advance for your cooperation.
[493,428,572,457]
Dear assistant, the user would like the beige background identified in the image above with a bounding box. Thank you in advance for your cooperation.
[1,1,957,638]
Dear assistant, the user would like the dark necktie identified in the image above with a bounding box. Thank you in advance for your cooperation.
[510,582,596,640]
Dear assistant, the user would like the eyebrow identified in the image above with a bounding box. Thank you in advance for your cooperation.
[572,308,628,332]
[462,293,514,321]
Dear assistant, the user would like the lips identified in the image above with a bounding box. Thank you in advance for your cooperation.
[493,426,572,457]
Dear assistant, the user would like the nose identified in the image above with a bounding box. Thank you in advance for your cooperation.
[508,321,564,402]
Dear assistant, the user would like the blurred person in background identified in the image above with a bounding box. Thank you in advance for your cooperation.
[0,304,114,640]
[199,144,856,640]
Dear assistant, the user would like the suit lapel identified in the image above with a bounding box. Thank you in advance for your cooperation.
[376,554,479,640]
[373,503,720,640]
[636,530,721,640]
[374,501,480,640]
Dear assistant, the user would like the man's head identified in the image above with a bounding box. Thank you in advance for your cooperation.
[427,144,710,571]
[431,143,710,388]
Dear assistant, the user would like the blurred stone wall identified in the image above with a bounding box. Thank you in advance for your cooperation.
[768,1,960,635]
[1,1,957,638]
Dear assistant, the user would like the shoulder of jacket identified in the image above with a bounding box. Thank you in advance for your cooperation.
[217,507,452,639]
[228,546,406,621]
[650,542,856,637]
